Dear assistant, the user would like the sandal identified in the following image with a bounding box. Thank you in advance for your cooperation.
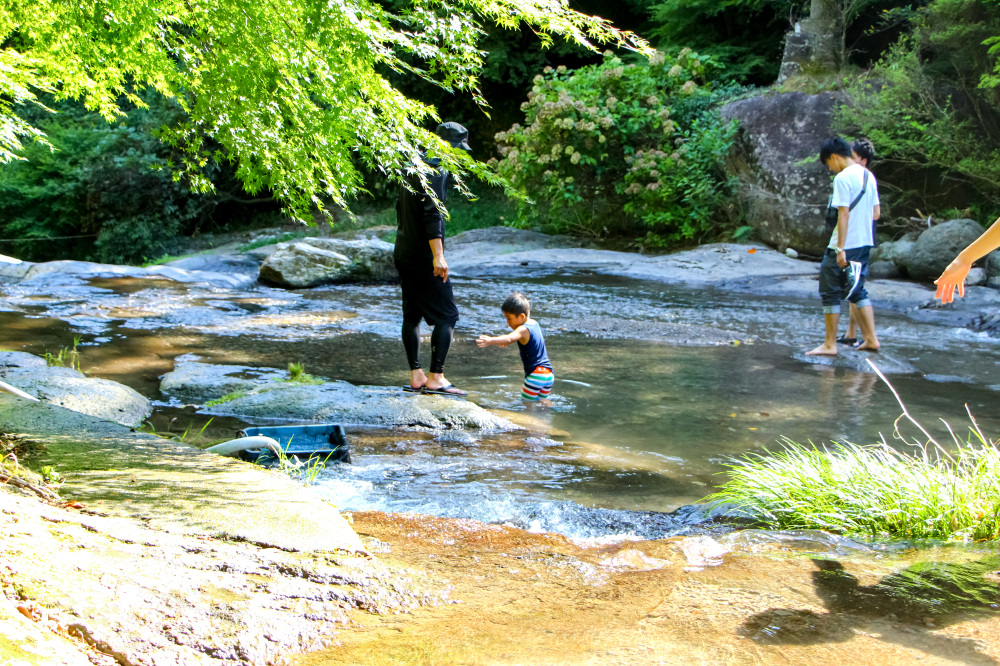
[422,384,467,396]
[836,336,858,345]
[402,385,426,393]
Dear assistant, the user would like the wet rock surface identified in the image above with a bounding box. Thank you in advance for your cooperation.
[0,258,254,289]
[159,358,519,432]
[1,492,435,666]
[3,226,1000,665]
[158,354,291,402]
[296,511,1000,666]
[0,353,151,427]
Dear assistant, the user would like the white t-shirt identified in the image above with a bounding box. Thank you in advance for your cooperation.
[828,163,879,250]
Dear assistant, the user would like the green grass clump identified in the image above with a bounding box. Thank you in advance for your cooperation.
[283,362,323,385]
[205,391,247,407]
[710,433,1000,542]
[711,362,1000,542]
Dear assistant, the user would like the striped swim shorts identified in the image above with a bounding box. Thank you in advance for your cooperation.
[521,366,554,401]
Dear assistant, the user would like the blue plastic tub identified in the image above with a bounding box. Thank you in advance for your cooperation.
[236,424,351,464]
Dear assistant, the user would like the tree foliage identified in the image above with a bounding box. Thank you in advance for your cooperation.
[494,50,741,245]
[0,0,648,222]
[836,0,1000,212]
[646,0,804,84]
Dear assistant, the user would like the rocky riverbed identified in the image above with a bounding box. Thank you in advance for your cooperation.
[2,227,1000,664]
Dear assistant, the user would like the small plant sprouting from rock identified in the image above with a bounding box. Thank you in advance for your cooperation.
[1,433,61,501]
[269,440,333,485]
[139,418,216,446]
[43,336,82,372]
[285,362,323,385]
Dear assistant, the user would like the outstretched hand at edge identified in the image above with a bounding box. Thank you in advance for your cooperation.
[934,258,970,304]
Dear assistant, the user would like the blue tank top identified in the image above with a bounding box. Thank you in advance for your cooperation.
[518,321,552,376]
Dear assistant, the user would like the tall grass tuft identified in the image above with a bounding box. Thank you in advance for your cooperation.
[709,360,1000,542]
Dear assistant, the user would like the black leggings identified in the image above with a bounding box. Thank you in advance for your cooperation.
[402,318,454,374]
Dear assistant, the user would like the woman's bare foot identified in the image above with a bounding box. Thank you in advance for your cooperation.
[855,342,880,352]
[426,373,465,394]
[805,343,838,356]
[409,369,427,390]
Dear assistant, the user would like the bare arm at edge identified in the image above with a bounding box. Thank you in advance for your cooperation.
[935,216,1000,303]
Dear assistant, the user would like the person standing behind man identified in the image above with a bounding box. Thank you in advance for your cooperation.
[395,122,470,396]
[807,136,882,356]
[838,137,878,347]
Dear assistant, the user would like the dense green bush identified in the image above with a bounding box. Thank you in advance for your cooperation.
[493,50,742,246]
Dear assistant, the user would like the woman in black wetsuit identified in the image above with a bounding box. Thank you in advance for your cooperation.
[394,122,469,396]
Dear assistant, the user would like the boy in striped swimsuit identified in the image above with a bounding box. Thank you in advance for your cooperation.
[476,292,554,402]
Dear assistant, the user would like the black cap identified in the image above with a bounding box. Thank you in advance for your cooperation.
[435,121,471,152]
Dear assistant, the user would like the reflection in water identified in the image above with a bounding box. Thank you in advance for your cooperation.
[2,270,1000,538]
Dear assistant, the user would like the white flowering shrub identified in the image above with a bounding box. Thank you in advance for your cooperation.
[493,49,741,245]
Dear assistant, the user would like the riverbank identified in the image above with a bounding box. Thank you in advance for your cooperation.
[5,482,1000,665]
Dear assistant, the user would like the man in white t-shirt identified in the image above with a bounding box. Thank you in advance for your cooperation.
[806,137,882,356]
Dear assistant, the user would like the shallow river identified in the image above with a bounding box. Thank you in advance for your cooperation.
[3,268,1000,540]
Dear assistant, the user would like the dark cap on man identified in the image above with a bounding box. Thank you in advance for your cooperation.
[435,121,471,152]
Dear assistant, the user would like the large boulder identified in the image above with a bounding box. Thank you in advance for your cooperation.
[904,219,985,281]
[986,251,1000,278]
[259,238,396,288]
[721,91,844,256]
[872,235,917,275]
[0,358,151,427]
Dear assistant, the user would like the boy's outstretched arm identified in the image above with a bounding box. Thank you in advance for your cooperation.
[935,217,1000,304]
[476,326,529,349]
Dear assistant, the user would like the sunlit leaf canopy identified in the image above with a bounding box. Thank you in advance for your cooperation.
[0,0,649,221]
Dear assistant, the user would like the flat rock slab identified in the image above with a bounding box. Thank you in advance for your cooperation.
[0,394,362,554]
[204,382,519,432]
[161,360,519,431]
[158,354,290,402]
[449,237,819,286]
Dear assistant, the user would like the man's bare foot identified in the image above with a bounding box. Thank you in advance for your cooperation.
[855,342,880,352]
[805,344,838,356]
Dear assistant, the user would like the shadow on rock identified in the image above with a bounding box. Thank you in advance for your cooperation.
[739,556,1000,663]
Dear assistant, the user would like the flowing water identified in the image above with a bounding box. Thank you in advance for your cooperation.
[3,268,1000,541]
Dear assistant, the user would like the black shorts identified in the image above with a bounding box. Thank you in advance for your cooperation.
[395,259,459,326]
[819,246,871,313]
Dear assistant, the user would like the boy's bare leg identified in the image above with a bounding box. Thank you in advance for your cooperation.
[854,305,881,351]
[806,313,840,356]
[410,369,427,389]
[846,303,859,339]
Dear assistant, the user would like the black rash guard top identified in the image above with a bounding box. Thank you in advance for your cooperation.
[394,159,448,266]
